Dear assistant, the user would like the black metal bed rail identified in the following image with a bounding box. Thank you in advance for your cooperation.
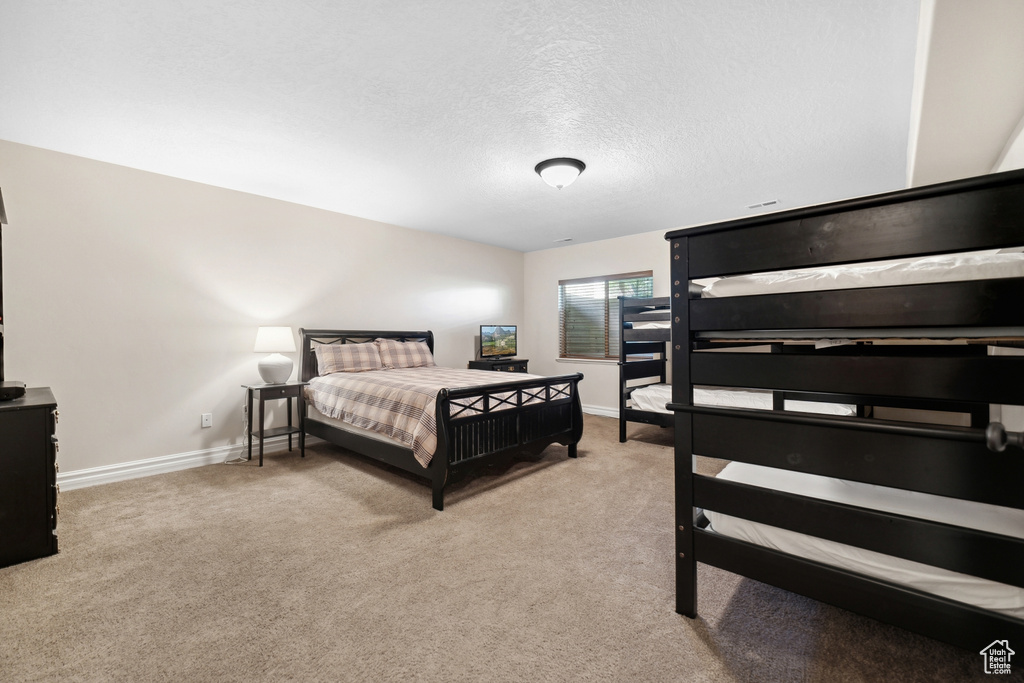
[694,475,1024,587]
[668,403,1024,453]
[693,528,1024,652]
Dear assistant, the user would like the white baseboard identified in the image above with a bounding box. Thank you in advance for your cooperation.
[57,407,621,491]
[582,404,618,419]
[56,435,311,491]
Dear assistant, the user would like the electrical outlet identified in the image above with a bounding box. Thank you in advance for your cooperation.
[201,413,213,428]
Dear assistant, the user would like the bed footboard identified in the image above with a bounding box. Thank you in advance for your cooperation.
[431,373,584,510]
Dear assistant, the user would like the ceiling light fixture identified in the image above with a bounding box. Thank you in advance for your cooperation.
[535,158,585,190]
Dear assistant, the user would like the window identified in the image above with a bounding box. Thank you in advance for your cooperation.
[558,271,653,359]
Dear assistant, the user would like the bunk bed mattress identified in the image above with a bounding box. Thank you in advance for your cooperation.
[629,384,856,416]
[307,367,544,467]
[705,462,1024,617]
[701,250,1024,299]
[696,251,1024,340]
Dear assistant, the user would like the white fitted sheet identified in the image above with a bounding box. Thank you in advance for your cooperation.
[706,462,1024,617]
[629,383,856,417]
[700,248,1024,296]
[701,250,1024,299]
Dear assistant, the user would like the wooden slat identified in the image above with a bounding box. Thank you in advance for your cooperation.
[621,340,667,354]
[622,408,673,428]
[622,328,670,342]
[693,530,1024,652]
[690,278,1024,332]
[694,475,1024,586]
[691,352,1024,405]
[667,168,1024,278]
[621,359,666,381]
[621,296,670,309]
[690,411,1023,508]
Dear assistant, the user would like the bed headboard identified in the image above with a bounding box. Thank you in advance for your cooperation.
[299,329,434,382]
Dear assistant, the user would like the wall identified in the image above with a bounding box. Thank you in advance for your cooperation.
[0,140,523,477]
[522,229,670,415]
[908,0,1024,186]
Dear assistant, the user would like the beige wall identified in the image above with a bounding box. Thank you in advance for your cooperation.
[0,140,524,473]
[909,0,1024,185]
[523,228,671,414]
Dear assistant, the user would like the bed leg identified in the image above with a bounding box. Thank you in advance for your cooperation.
[432,478,444,511]
[431,464,446,511]
[568,443,578,458]
[676,414,698,618]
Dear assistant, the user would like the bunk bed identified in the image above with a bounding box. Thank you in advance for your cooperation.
[665,168,1024,651]
[618,296,672,442]
[299,329,584,511]
[617,297,859,442]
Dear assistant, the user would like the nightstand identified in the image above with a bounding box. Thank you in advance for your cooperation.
[468,358,529,373]
[243,382,307,466]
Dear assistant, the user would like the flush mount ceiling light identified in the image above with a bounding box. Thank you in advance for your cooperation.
[535,158,586,190]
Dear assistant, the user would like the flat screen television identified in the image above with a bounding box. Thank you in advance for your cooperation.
[480,324,517,359]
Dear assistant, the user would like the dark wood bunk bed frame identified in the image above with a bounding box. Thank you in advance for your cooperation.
[665,168,1024,652]
[618,296,672,442]
[299,329,584,511]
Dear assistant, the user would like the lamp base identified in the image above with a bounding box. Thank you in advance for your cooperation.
[258,353,293,384]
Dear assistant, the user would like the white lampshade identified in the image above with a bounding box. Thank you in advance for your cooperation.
[254,326,296,353]
[254,326,296,384]
[535,158,586,190]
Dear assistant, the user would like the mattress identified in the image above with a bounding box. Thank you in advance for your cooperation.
[693,250,1024,341]
[705,462,1024,617]
[628,383,856,417]
[628,321,671,330]
[306,403,407,446]
[701,250,1024,299]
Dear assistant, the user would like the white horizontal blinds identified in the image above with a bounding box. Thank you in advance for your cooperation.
[559,271,653,359]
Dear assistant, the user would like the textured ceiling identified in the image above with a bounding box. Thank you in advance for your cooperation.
[0,1,920,252]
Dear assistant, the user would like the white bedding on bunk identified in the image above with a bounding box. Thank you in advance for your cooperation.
[629,383,856,416]
[706,462,1024,617]
[701,250,1024,299]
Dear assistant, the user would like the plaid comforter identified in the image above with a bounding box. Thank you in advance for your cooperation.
[307,367,543,467]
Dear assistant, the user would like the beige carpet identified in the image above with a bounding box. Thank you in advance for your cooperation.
[0,415,992,682]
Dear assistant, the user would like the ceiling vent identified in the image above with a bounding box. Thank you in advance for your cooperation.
[747,199,778,210]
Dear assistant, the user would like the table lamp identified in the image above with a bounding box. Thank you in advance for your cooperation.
[254,326,296,384]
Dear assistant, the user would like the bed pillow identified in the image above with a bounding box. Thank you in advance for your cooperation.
[375,338,435,369]
[314,342,383,375]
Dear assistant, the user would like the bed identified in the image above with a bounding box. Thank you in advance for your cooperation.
[665,168,1024,651]
[618,296,672,441]
[618,297,859,441]
[299,329,584,511]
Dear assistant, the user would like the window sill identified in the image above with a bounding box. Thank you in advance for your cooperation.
[556,357,618,365]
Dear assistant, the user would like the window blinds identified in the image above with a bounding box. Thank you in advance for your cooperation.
[558,271,653,359]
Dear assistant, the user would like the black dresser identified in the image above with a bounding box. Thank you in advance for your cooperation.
[0,387,58,567]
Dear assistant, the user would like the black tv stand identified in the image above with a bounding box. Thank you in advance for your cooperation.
[468,358,529,373]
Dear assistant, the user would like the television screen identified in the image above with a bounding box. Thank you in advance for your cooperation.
[480,325,517,358]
